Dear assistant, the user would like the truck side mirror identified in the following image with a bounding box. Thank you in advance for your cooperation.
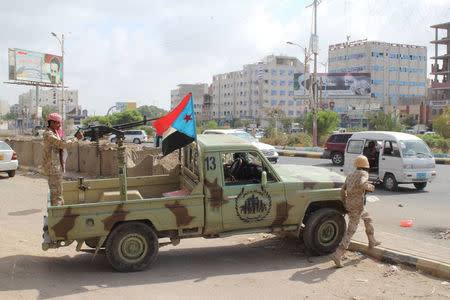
[261,171,267,188]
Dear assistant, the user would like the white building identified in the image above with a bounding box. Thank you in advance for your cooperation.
[328,40,427,111]
[19,88,80,115]
[211,55,306,124]
[0,100,10,116]
[170,83,209,119]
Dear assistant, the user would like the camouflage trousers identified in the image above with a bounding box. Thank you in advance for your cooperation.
[333,209,376,259]
[48,174,64,206]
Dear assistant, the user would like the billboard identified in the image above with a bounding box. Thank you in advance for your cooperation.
[8,48,62,85]
[116,102,137,112]
[294,73,371,96]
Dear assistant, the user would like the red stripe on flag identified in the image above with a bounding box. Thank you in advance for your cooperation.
[152,92,192,136]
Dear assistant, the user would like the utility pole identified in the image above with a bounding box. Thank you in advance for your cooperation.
[51,32,66,135]
[312,0,319,147]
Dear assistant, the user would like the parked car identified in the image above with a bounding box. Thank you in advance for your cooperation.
[323,133,353,165]
[202,129,279,163]
[0,141,18,177]
[110,130,148,144]
[343,131,436,191]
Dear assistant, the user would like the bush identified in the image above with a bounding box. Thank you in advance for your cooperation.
[260,132,313,147]
[139,126,154,137]
[417,134,450,153]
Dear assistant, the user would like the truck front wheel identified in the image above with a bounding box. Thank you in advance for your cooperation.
[106,222,159,272]
[303,208,345,255]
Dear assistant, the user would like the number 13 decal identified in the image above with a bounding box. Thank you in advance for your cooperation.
[205,156,216,171]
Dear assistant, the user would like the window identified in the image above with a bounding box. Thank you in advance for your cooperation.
[389,53,398,59]
[296,100,302,105]
[389,66,398,72]
[271,100,277,105]
[280,80,285,86]
[371,65,384,71]
[347,140,364,154]
[288,70,294,75]
[288,91,294,96]
[389,80,397,86]
[279,100,285,105]
[271,69,277,75]
[383,141,400,157]
[280,70,286,75]
[288,100,294,105]
[271,90,277,95]
[280,90,286,95]
[288,81,293,86]
[271,80,277,85]
[371,51,384,58]
[372,80,384,85]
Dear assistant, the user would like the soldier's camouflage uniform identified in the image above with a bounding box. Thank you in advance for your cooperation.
[331,169,378,265]
[42,128,78,206]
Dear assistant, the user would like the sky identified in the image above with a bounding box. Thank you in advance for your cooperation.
[0,0,449,115]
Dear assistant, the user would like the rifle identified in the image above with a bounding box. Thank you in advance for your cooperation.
[75,116,158,142]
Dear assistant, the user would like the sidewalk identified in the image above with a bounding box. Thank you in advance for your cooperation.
[350,228,450,279]
[277,149,450,165]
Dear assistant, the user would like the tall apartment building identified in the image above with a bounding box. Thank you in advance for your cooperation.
[0,100,10,116]
[19,88,80,115]
[170,83,209,120]
[211,55,306,124]
[430,22,450,123]
[328,40,427,115]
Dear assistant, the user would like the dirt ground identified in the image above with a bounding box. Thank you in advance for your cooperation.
[0,171,449,300]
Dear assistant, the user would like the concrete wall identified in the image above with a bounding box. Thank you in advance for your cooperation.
[4,137,162,178]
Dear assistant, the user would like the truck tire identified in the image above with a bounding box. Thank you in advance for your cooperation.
[106,222,158,272]
[303,208,345,255]
[8,170,15,177]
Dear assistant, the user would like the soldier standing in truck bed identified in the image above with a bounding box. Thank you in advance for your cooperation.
[42,113,83,206]
[330,155,381,268]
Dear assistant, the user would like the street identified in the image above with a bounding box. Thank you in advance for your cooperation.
[278,156,450,249]
[0,167,449,299]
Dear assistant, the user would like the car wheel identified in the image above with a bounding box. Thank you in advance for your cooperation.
[8,170,15,177]
[303,208,345,255]
[106,222,158,272]
[133,138,141,144]
[413,182,427,190]
[383,173,398,191]
[331,152,344,166]
[111,138,117,143]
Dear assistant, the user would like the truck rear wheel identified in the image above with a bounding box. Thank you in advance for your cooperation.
[106,222,158,272]
[303,208,345,255]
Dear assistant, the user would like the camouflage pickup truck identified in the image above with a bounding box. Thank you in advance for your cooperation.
[42,135,346,272]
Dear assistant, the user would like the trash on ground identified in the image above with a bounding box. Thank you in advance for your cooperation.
[383,265,400,277]
[398,203,404,207]
[442,281,449,285]
[400,220,413,227]
[355,279,368,283]
[366,195,379,203]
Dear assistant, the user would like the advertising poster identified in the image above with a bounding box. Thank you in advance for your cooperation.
[294,73,371,96]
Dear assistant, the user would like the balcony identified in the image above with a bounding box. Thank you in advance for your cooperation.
[431,81,450,89]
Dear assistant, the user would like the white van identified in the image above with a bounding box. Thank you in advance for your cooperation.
[344,131,436,191]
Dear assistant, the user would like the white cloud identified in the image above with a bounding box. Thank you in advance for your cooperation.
[0,0,449,114]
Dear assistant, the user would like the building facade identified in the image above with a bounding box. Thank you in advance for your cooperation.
[19,88,80,116]
[429,22,450,124]
[0,100,10,116]
[170,83,209,120]
[211,55,306,124]
[328,40,427,123]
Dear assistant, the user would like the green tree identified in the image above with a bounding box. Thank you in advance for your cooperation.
[109,110,143,125]
[41,105,58,123]
[365,111,401,131]
[232,119,243,128]
[83,116,111,127]
[280,118,295,132]
[304,109,340,142]
[137,105,168,119]
[2,111,18,121]
[205,120,219,130]
[433,108,450,138]
[400,114,417,129]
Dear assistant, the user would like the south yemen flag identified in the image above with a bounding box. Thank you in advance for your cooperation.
[152,92,197,156]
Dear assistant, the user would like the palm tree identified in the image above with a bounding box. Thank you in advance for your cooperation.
[365,110,401,131]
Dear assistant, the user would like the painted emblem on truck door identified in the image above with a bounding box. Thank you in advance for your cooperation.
[234,187,272,223]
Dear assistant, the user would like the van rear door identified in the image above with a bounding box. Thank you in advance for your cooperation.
[344,139,365,175]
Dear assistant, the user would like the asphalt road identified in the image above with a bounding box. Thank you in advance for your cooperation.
[278,156,450,248]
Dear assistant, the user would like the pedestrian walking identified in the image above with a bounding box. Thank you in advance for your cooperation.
[330,155,381,267]
[42,113,83,206]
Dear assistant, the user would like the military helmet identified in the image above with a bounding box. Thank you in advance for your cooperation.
[354,155,370,168]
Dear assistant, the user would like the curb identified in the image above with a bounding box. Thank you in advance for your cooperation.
[349,241,450,280]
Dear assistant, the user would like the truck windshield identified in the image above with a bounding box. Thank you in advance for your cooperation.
[399,140,433,158]
[231,132,257,142]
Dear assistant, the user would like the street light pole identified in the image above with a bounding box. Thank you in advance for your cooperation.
[51,32,65,134]
[312,0,318,147]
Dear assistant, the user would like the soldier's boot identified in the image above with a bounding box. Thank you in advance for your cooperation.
[329,246,344,268]
[368,238,381,249]
[363,215,380,249]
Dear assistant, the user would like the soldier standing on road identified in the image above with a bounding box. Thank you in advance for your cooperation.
[42,113,83,206]
[330,155,381,268]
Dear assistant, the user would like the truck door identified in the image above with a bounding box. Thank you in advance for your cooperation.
[219,151,286,231]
